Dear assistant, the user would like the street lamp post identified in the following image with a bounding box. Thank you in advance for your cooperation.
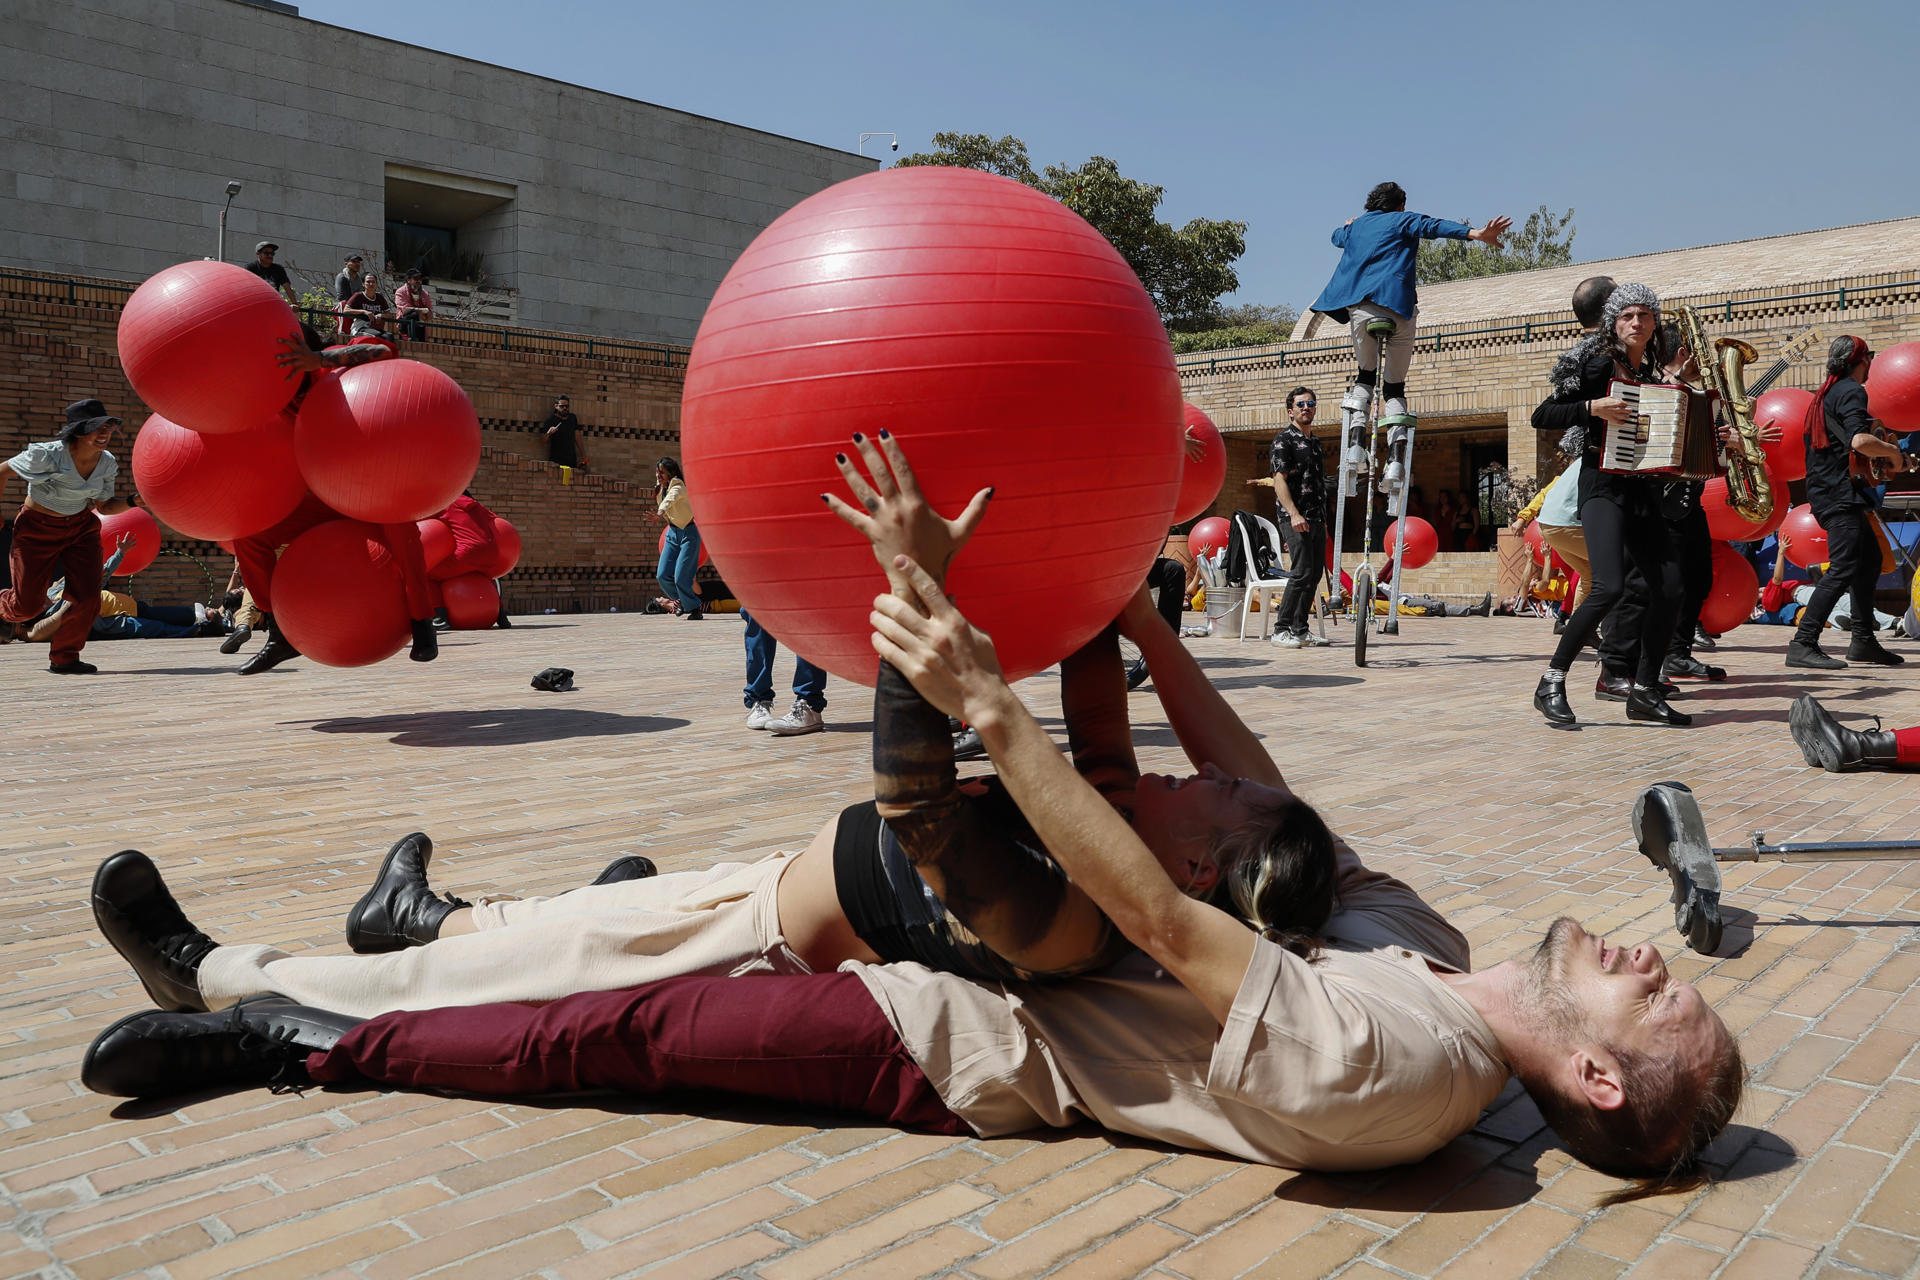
[216,180,242,262]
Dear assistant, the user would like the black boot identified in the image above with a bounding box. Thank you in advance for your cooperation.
[238,615,301,675]
[1785,638,1847,670]
[409,617,439,662]
[586,855,658,888]
[1846,634,1906,666]
[80,997,363,1099]
[344,833,470,953]
[1788,694,1901,772]
[91,851,218,1013]
[1626,684,1692,726]
[218,620,252,655]
[1595,670,1633,703]
[1533,674,1575,724]
[1663,655,1726,682]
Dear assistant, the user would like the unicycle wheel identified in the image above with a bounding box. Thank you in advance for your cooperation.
[1351,567,1373,667]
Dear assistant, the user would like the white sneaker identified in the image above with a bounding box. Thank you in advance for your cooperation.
[744,700,774,730]
[1341,384,1373,415]
[1382,396,1409,419]
[1271,631,1303,648]
[1301,630,1333,647]
[192,601,208,624]
[767,699,824,736]
[1382,460,1405,494]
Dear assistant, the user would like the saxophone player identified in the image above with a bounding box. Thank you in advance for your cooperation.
[1787,337,1909,669]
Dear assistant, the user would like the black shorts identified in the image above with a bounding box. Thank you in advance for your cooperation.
[831,796,1127,984]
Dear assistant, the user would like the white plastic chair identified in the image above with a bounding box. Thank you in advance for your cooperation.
[1236,514,1294,641]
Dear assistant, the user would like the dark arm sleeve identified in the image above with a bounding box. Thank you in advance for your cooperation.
[1830,381,1874,445]
[1532,352,1613,438]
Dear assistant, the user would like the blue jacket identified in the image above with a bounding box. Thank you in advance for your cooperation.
[1311,210,1473,319]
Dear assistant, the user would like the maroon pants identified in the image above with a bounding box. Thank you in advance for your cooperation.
[427,545,496,582]
[233,492,433,621]
[0,506,101,664]
[306,972,969,1135]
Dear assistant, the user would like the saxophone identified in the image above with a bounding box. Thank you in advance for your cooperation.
[1674,304,1774,525]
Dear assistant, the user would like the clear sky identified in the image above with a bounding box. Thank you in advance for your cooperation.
[301,0,1918,313]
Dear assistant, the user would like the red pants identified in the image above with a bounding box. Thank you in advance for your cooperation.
[233,493,433,621]
[306,972,968,1135]
[1899,728,1920,765]
[427,546,496,582]
[1,506,101,664]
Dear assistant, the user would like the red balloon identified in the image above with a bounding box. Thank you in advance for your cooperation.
[657,525,711,569]
[1780,504,1830,569]
[116,261,301,434]
[97,507,161,576]
[271,520,412,666]
[415,517,455,569]
[440,572,500,629]
[1189,516,1232,561]
[1174,404,1228,523]
[1382,516,1439,570]
[131,410,306,541]
[485,516,521,577]
[1523,519,1545,565]
[1701,475,1786,542]
[1867,341,1920,432]
[1698,542,1759,634]
[294,360,481,522]
[1752,388,1813,482]
[679,167,1182,686]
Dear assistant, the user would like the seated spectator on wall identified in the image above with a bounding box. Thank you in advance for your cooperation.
[332,254,364,333]
[342,274,394,339]
[242,241,298,308]
[394,271,433,342]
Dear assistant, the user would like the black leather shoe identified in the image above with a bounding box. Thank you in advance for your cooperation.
[80,997,363,1099]
[1846,636,1906,666]
[409,618,439,662]
[1466,592,1492,618]
[1533,675,1575,724]
[1595,671,1632,702]
[1693,626,1717,652]
[1663,655,1723,682]
[218,621,252,655]
[587,855,658,888]
[238,617,300,675]
[91,851,217,1012]
[1626,686,1692,726]
[49,660,99,674]
[344,833,470,953]
[952,725,988,758]
[1785,641,1847,670]
[1789,694,1901,772]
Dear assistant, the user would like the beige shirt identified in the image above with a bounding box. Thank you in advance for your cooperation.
[851,838,1510,1171]
[657,478,694,528]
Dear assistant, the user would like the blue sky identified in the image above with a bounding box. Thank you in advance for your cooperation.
[302,0,1918,313]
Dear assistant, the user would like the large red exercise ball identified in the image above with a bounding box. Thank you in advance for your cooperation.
[1189,517,1232,561]
[1780,504,1830,569]
[679,166,1183,685]
[271,520,412,666]
[294,361,481,522]
[1174,404,1228,523]
[415,517,455,570]
[1382,517,1438,571]
[97,506,161,576]
[485,517,521,577]
[656,525,710,569]
[116,261,301,435]
[1701,474,1786,542]
[1698,543,1759,635]
[131,410,306,541]
[1866,341,1920,432]
[1753,388,1813,482]
[441,572,500,630]
[1523,519,1545,565]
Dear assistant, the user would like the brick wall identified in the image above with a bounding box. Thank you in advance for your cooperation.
[1,270,692,613]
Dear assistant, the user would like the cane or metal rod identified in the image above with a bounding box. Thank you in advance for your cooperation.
[1714,834,1920,863]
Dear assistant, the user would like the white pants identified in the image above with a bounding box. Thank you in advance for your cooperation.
[197,854,806,1018]
[1348,302,1417,383]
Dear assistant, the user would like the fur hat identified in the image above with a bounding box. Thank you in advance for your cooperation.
[1598,282,1660,338]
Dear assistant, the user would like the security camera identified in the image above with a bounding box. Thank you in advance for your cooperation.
[226,181,242,197]
[890,140,899,152]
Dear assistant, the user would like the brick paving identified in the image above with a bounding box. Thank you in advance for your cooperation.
[3,611,1918,1280]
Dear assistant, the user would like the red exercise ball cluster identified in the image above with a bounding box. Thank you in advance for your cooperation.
[270,520,415,667]
[680,166,1184,686]
[1867,342,1920,432]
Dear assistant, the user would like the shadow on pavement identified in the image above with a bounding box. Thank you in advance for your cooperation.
[293,708,689,747]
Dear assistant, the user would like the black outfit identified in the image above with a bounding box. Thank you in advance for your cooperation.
[243,260,292,292]
[1148,556,1185,633]
[1795,380,1880,646]
[1598,481,1709,673]
[1540,349,1682,686]
[542,411,581,467]
[1270,426,1328,636]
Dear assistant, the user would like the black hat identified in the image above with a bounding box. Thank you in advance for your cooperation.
[344,252,363,263]
[254,240,278,253]
[59,399,120,443]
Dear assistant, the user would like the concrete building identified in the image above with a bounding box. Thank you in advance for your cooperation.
[2,0,874,343]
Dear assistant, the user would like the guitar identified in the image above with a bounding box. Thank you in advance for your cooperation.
[1743,326,1821,401]
[1851,422,1918,485]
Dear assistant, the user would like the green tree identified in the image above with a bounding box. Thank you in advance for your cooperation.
[1170,302,1297,354]
[895,132,1247,330]
[1416,205,1576,283]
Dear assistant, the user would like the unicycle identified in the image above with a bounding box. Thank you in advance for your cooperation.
[1330,317,1419,668]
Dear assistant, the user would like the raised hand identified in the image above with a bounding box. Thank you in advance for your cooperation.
[868,555,1006,721]
[1471,215,1513,248]
[823,431,992,600]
